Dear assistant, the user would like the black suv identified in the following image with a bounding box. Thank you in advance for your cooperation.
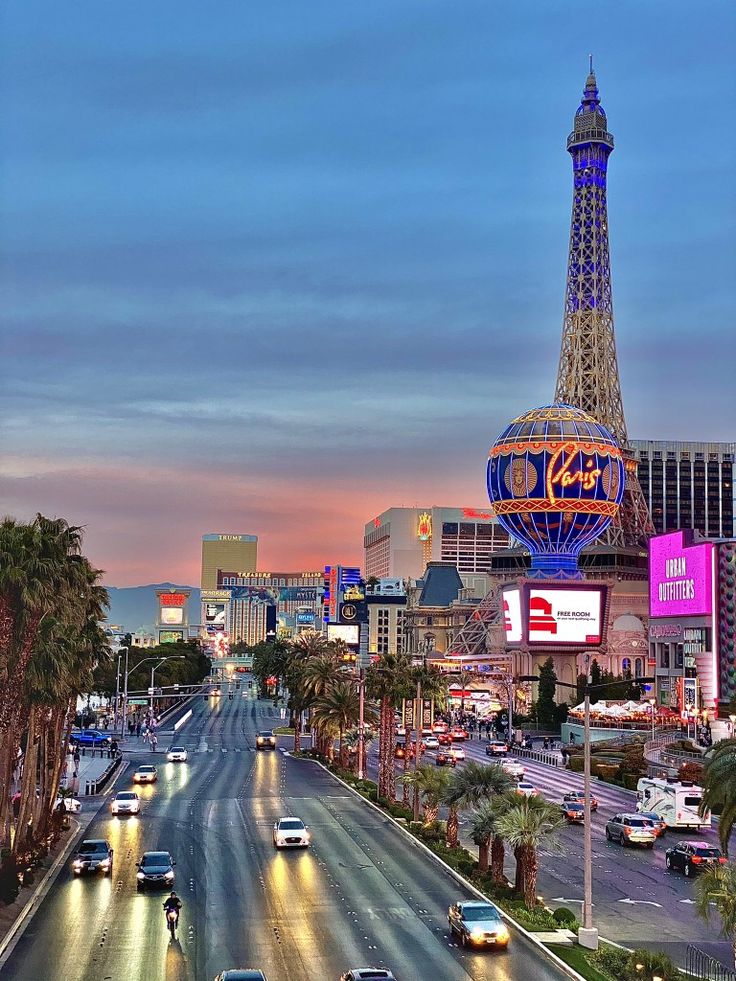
[72,839,113,876]
[665,841,725,877]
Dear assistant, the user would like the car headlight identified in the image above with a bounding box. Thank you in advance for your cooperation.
[165,870,174,879]
[496,926,509,940]
[304,832,311,842]
[100,860,110,868]
[136,872,145,880]
[73,860,82,869]
[470,929,484,941]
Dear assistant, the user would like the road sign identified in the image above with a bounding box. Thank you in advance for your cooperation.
[129,698,148,705]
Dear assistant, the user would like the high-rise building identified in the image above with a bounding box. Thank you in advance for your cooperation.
[200,533,257,591]
[363,507,509,580]
[631,441,736,538]
[554,65,653,550]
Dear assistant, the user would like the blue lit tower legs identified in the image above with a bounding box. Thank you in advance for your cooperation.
[554,66,653,547]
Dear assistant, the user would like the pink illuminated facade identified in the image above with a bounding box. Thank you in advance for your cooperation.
[648,530,718,716]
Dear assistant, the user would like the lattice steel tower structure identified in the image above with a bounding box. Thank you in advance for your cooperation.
[555,65,653,548]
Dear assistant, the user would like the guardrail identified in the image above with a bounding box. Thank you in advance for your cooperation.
[687,944,736,981]
[510,747,561,768]
[84,754,124,796]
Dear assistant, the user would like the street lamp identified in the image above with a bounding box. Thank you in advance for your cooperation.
[648,697,656,741]
[149,657,186,715]
[113,646,128,730]
[120,654,184,735]
[579,653,598,951]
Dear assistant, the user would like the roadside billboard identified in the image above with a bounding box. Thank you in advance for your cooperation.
[649,530,715,619]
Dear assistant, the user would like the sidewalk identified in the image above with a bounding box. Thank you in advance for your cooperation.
[60,752,119,797]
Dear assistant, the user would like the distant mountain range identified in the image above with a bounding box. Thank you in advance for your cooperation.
[105,583,200,634]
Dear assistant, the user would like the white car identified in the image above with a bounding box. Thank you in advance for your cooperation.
[501,759,525,780]
[132,764,158,784]
[516,782,539,798]
[424,735,439,750]
[55,795,81,814]
[111,791,141,816]
[449,747,466,761]
[166,746,188,763]
[273,817,310,849]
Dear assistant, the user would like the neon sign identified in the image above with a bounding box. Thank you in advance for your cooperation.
[546,443,602,504]
[159,593,186,607]
[417,512,432,542]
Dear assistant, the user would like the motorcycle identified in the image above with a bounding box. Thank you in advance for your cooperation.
[164,906,179,939]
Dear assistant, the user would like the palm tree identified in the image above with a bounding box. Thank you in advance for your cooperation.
[701,739,736,855]
[470,802,499,873]
[299,653,344,755]
[312,680,375,767]
[694,861,736,969]
[400,765,451,824]
[366,652,413,802]
[292,630,328,660]
[495,795,566,908]
[442,760,515,866]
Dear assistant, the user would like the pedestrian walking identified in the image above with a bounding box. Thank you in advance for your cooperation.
[73,749,80,769]
[136,721,142,738]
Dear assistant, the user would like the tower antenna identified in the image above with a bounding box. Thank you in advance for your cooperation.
[589,53,593,74]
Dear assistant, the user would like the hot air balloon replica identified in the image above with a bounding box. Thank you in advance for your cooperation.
[487,403,625,577]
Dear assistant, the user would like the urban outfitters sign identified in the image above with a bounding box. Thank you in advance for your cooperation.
[649,530,715,619]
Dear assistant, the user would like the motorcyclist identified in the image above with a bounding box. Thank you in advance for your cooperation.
[163,891,182,924]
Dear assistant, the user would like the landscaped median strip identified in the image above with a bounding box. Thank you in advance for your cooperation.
[292,753,587,981]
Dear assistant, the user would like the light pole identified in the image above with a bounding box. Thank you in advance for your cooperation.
[118,647,130,738]
[149,657,186,716]
[729,714,736,738]
[648,697,656,741]
[357,666,366,781]
[121,653,183,736]
[579,653,598,950]
[113,648,125,730]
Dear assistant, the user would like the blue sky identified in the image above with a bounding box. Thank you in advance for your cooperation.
[1,1,734,584]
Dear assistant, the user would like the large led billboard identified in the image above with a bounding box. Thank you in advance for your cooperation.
[502,586,522,644]
[527,586,604,646]
[160,607,184,625]
[204,603,227,626]
[159,629,184,643]
[327,623,359,646]
[649,530,715,619]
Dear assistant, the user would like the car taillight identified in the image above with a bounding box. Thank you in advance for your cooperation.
[623,827,633,835]
[719,857,727,864]
[690,856,703,864]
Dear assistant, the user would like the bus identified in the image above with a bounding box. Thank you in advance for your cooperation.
[636,777,711,830]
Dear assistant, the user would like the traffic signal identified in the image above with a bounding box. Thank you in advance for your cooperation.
[341,651,357,665]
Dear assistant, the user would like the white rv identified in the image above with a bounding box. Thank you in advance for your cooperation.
[636,777,711,830]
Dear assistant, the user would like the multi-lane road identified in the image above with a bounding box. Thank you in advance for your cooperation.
[374,736,731,968]
[0,695,571,981]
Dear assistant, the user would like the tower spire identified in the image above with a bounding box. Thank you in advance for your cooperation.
[555,70,653,548]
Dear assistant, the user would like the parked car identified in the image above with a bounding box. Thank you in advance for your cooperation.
[605,814,657,848]
[70,729,111,748]
[563,790,598,812]
[72,839,113,876]
[447,900,509,949]
[561,801,585,824]
[486,741,509,757]
[665,841,726,877]
[436,751,457,767]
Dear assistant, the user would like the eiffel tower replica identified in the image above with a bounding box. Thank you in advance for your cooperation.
[555,62,653,573]
[451,65,653,659]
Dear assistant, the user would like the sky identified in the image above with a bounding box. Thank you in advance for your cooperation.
[1,2,734,587]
